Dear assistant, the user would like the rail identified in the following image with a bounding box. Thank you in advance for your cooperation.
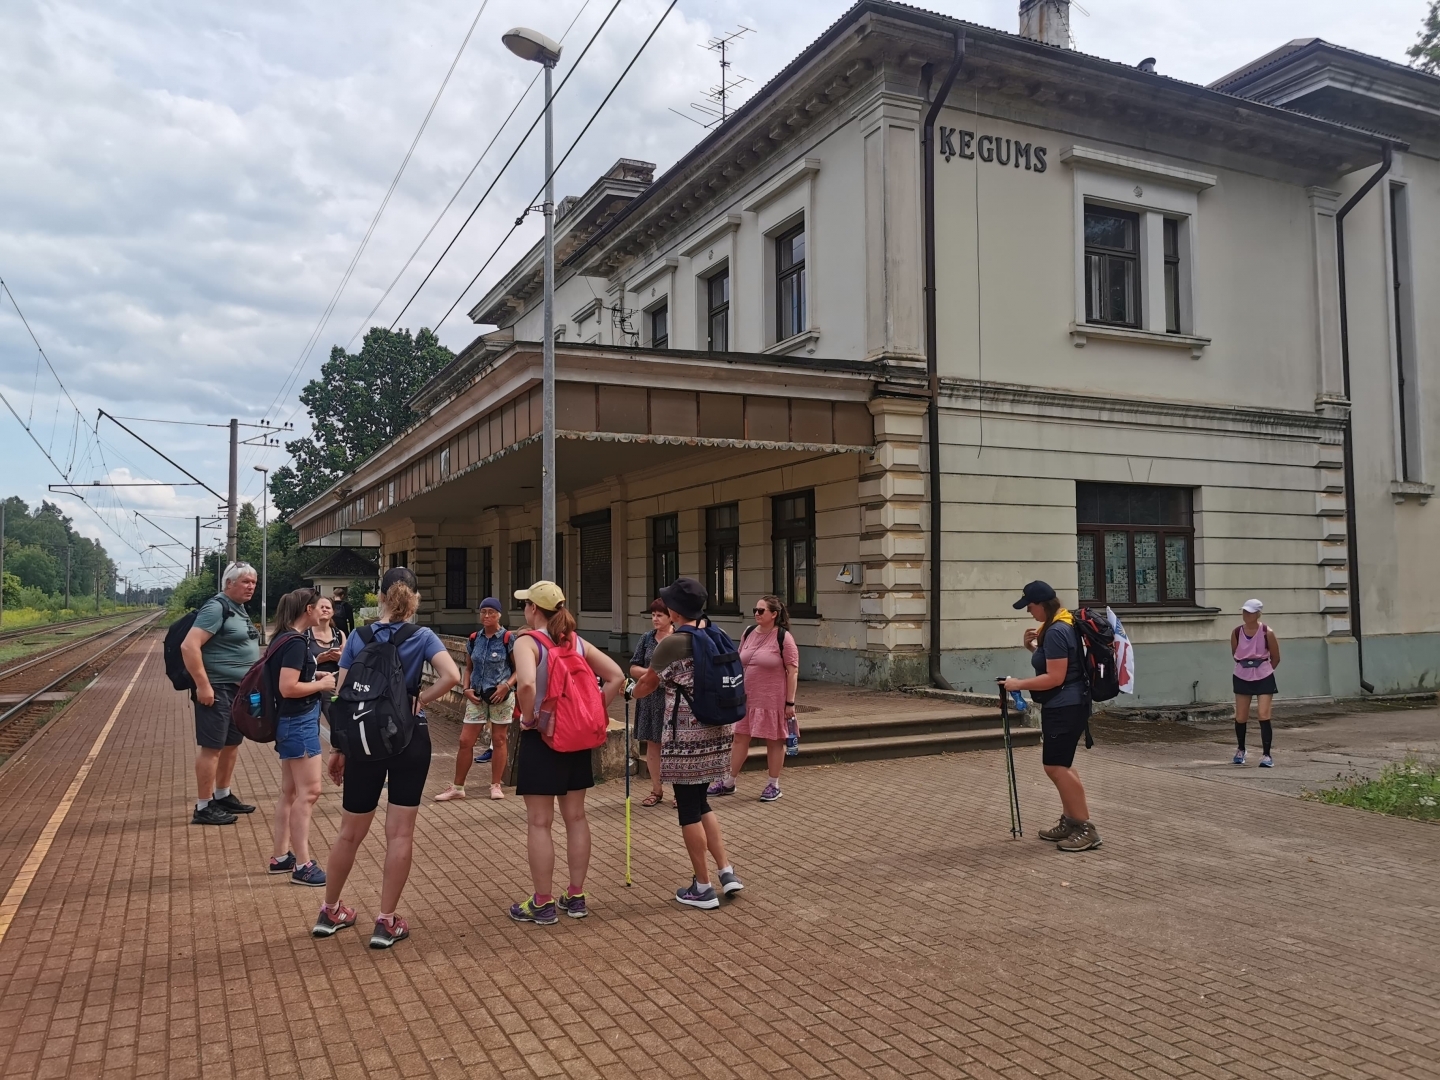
[0,609,156,646]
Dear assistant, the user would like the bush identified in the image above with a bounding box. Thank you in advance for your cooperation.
[1308,755,1440,822]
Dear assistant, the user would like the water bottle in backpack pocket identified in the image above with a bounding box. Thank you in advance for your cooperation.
[230,630,302,743]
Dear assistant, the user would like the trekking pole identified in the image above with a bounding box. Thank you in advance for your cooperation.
[996,679,1022,838]
[623,680,634,887]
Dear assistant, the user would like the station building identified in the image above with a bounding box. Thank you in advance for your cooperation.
[289,1,1440,704]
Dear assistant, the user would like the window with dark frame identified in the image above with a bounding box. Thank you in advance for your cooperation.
[511,540,532,609]
[1084,205,1140,327]
[1163,217,1181,334]
[707,269,730,352]
[445,548,467,610]
[651,514,679,601]
[388,551,406,569]
[574,511,612,612]
[554,532,565,592]
[776,222,806,342]
[772,490,816,618]
[1076,483,1195,608]
[479,546,493,604]
[705,504,740,614]
[650,304,668,349]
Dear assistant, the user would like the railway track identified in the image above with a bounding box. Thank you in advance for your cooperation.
[0,610,151,647]
[0,611,165,757]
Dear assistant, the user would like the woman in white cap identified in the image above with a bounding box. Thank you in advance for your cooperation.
[1232,599,1281,767]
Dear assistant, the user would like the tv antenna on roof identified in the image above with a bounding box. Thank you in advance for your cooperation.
[670,25,754,129]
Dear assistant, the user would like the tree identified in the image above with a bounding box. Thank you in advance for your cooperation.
[1,496,115,599]
[1411,1,1440,72]
[6,545,61,592]
[270,327,454,517]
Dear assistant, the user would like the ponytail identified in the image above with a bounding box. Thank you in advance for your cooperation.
[538,603,576,646]
[1034,597,1064,646]
[760,594,791,632]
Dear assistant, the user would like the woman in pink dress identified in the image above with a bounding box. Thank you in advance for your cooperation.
[710,595,799,802]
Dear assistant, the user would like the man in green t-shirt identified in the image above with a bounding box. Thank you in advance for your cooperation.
[180,562,262,825]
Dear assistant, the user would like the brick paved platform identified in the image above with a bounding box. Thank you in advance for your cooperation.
[0,631,1437,1080]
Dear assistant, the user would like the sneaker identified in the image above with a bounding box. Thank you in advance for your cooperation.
[509,896,558,925]
[675,878,720,910]
[557,892,589,919]
[758,783,783,802]
[291,860,327,887]
[475,747,493,764]
[1259,754,1274,768]
[268,851,296,874]
[1038,816,1076,843]
[718,869,744,896]
[489,784,505,800]
[191,803,237,826]
[1056,821,1103,852]
[312,902,357,938]
[211,792,255,814]
[707,778,735,797]
[434,786,466,802]
[370,915,410,949]
[1232,750,1247,766]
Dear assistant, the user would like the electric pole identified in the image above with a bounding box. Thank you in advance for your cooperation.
[226,417,239,566]
[195,515,201,576]
[65,545,71,610]
[0,501,6,630]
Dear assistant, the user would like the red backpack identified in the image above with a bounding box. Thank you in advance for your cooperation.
[521,630,609,753]
[230,630,302,743]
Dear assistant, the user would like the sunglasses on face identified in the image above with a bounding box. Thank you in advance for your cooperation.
[753,607,773,616]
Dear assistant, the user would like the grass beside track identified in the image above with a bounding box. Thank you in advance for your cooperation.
[1307,755,1440,822]
[0,614,139,667]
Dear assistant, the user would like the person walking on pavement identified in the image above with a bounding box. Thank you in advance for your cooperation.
[304,595,345,724]
[436,598,516,802]
[330,586,355,635]
[632,578,745,909]
[267,588,336,886]
[1003,580,1102,852]
[1232,598,1281,767]
[179,562,261,825]
[628,598,674,808]
[711,594,800,802]
[312,567,461,949]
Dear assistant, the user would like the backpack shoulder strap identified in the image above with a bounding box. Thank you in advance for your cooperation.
[391,622,421,646]
[355,624,377,646]
[742,624,754,641]
[468,631,478,644]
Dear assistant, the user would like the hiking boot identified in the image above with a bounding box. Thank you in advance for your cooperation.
[1259,754,1274,768]
[268,851,296,874]
[291,860,327,887]
[675,878,720,910]
[1056,821,1102,852]
[370,915,410,949]
[718,869,745,896]
[1232,749,1246,766]
[1038,816,1077,842]
[509,896,558,925]
[191,803,237,826]
[557,892,589,919]
[212,792,255,814]
[312,902,356,938]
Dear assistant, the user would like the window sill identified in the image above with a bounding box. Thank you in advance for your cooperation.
[1070,322,1210,359]
[1108,606,1221,624]
[1390,481,1433,505]
[763,329,821,357]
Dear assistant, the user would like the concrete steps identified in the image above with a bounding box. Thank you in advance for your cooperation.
[738,708,1040,769]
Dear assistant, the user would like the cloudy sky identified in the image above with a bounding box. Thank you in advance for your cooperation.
[0,0,1428,587]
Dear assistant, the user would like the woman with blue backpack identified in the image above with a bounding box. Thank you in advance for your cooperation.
[632,577,746,910]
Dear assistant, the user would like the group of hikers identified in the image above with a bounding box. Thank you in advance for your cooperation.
[172,562,1281,948]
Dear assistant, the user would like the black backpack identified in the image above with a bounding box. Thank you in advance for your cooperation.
[330,623,420,761]
[672,622,747,727]
[1073,607,1120,703]
[163,595,233,692]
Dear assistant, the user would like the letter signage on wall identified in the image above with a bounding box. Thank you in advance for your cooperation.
[940,128,1047,173]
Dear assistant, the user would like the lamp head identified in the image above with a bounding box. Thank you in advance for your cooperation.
[502,26,561,66]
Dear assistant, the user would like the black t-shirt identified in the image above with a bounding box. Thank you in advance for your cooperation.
[270,633,318,717]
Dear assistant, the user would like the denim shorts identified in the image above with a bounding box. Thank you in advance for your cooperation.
[275,700,323,760]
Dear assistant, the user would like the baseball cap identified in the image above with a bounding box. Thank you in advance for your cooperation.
[478,597,502,613]
[380,566,418,592]
[1012,580,1058,609]
[1241,598,1264,613]
[514,580,565,611]
[657,577,707,620]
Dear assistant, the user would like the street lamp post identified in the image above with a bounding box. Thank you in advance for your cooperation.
[503,26,562,582]
[254,466,269,643]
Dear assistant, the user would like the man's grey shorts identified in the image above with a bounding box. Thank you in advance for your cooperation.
[194,683,244,749]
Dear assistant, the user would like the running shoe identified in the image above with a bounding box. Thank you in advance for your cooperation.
[718,870,745,896]
[557,892,589,919]
[434,786,467,801]
[1232,750,1247,766]
[509,896,558,925]
[1038,816,1076,842]
[675,878,720,910]
[291,860,327,887]
[475,748,493,764]
[268,851,296,875]
[370,915,410,949]
[212,792,256,814]
[706,778,735,797]
[1259,754,1274,768]
[191,803,237,826]
[759,783,783,802]
[1056,822,1103,852]
[489,784,505,800]
[312,902,356,938]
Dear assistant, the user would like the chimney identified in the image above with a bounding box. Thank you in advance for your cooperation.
[1018,0,1070,49]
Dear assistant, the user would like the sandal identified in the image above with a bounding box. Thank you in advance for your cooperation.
[641,790,664,807]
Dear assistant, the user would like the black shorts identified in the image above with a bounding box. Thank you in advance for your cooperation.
[341,723,432,814]
[515,729,594,797]
[673,782,712,828]
[1041,702,1091,769]
[1234,674,1278,697]
[194,683,244,749]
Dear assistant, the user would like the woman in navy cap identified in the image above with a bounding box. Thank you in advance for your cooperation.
[1003,580,1102,852]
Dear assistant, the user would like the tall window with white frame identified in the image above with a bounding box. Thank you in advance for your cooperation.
[772,490,816,618]
[1076,482,1195,608]
[707,269,729,352]
[705,504,740,614]
[1084,205,1140,327]
[1163,218,1182,333]
[1390,182,1420,482]
[776,222,806,342]
[650,303,668,349]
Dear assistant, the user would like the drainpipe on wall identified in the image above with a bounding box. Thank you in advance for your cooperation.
[922,32,965,691]
[1335,143,1391,695]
